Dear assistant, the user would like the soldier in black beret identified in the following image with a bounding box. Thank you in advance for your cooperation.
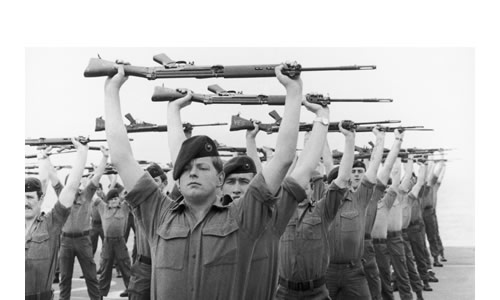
[26,138,89,300]
[102,62,305,299]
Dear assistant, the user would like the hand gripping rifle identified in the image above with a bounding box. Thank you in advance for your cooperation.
[151,85,392,107]
[229,112,401,134]
[213,140,271,162]
[95,114,227,134]
[84,53,376,80]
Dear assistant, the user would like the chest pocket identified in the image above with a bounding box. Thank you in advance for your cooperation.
[281,218,297,242]
[156,225,190,270]
[301,216,322,240]
[202,220,239,267]
[27,233,50,260]
[340,210,359,232]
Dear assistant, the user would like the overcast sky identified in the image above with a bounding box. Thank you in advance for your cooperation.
[25,47,474,246]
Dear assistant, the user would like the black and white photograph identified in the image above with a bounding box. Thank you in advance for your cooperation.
[24,47,474,299]
[13,2,496,299]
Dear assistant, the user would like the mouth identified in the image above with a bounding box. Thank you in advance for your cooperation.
[25,205,32,210]
[187,182,201,187]
[232,195,240,200]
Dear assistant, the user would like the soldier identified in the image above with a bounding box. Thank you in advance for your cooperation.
[96,188,132,298]
[325,126,385,300]
[433,162,446,262]
[58,147,109,300]
[128,162,168,300]
[90,183,105,274]
[276,114,352,300]
[400,160,428,298]
[422,161,446,267]
[102,62,304,299]
[25,139,88,300]
[369,129,405,300]
[407,163,437,291]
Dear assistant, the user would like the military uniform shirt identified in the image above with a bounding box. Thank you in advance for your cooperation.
[91,197,102,225]
[328,177,376,263]
[365,180,387,236]
[279,181,346,282]
[243,177,307,300]
[25,201,70,295]
[125,171,294,300]
[410,189,425,223]
[401,192,413,229]
[387,191,404,232]
[97,201,130,237]
[61,181,97,233]
[371,187,398,238]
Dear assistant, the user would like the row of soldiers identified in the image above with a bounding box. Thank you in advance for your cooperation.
[25,62,447,300]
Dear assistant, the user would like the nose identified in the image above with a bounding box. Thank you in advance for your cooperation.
[188,166,199,177]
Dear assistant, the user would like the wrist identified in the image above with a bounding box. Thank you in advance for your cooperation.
[315,109,330,119]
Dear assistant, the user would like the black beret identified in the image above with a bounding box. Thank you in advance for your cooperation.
[327,166,339,184]
[173,135,219,180]
[352,160,366,170]
[147,163,167,182]
[105,188,120,202]
[223,156,257,178]
[25,177,42,193]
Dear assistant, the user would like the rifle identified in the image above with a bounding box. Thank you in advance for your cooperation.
[25,137,108,147]
[95,114,227,133]
[214,140,271,161]
[406,147,452,154]
[230,113,401,134]
[25,171,39,175]
[354,126,433,133]
[84,54,376,80]
[152,85,392,107]
[25,145,103,159]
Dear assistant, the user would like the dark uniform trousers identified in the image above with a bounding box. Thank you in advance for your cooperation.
[432,212,444,257]
[373,240,393,300]
[362,238,382,300]
[422,207,442,260]
[325,261,371,300]
[275,284,331,300]
[386,232,413,300]
[90,221,104,255]
[402,230,424,293]
[406,221,431,282]
[59,234,100,300]
[99,237,131,296]
[128,256,151,300]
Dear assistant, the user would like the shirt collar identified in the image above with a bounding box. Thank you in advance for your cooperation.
[171,196,227,212]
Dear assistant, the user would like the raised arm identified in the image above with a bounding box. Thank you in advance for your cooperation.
[166,89,193,165]
[400,159,414,192]
[261,64,303,194]
[322,138,335,176]
[90,146,110,187]
[377,129,404,185]
[365,127,386,183]
[437,163,446,184]
[410,163,427,198]
[58,139,88,208]
[37,147,51,194]
[289,99,330,187]
[333,122,355,189]
[104,63,143,191]
[389,158,402,190]
[246,120,263,173]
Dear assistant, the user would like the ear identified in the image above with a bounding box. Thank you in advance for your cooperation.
[216,171,225,188]
[39,194,45,202]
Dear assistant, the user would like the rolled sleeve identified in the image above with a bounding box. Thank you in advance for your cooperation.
[356,177,376,209]
[273,176,308,235]
[320,180,347,223]
[125,172,172,242]
[52,181,64,197]
[47,201,71,233]
[384,187,398,209]
[235,172,281,239]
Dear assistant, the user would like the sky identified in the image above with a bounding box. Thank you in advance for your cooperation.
[25,47,474,246]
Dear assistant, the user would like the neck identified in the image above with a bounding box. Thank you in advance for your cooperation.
[185,195,217,221]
